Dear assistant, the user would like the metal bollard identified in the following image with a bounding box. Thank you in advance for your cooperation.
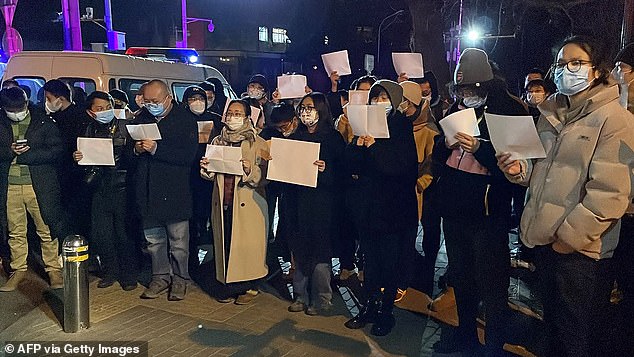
[62,235,90,333]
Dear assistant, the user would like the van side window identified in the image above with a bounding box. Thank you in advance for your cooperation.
[59,77,96,102]
[119,79,147,111]
[11,77,45,105]
[171,82,196,103]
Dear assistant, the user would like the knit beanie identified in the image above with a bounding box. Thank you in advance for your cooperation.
[454,48,494,86]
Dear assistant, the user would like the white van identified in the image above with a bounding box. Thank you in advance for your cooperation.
[2,51,236,109]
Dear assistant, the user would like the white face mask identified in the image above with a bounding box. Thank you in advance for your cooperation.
[225,115,244,131]
[526,92,546,106]
[114,108,127,119]
[6,109,28,122]
[45,98,63,114]
[300,111,318,127]
[462,95,487,108]
[247,88,265,100]
[189,100,206,115]
[554,65,592,96]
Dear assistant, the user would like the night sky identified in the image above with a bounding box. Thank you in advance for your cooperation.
[6,0,628,95]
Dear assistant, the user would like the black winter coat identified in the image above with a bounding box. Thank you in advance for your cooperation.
[284,128,345,272]
[345,111,419,234]
[0,106,70,239]
[432,88,527,221]
[131,103,199,227]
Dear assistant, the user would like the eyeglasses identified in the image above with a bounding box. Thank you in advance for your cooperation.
[551,60,592,73]
[275,120,294,132]
[299,105,316,113]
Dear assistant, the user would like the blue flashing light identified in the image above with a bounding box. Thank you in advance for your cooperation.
[189,55,199,63]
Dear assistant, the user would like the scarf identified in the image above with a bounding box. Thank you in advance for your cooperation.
[216,118,257,146]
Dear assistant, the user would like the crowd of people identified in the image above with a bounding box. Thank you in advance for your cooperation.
[0,34,632,356]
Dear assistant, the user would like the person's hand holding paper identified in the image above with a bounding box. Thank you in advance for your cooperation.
[205,144,244,176]
[392,53,424,78]
[438,108,480,146]
[485,113,546,160]
[277,75,308,99]
[321,50,352,76]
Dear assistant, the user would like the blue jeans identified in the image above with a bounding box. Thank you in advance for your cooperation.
[292,262,332,307]
[144,221,190,282]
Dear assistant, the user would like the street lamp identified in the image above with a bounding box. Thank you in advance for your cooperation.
[176,0,214,48]
[376,9,404,67]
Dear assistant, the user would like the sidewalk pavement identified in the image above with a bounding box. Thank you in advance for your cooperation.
[0,267,444,357]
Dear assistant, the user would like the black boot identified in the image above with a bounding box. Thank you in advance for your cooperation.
[345,295,381,329]
[370,308,395,336]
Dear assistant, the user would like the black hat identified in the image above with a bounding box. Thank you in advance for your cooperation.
[182,86,207,107]
[615,43,634,67]
[198,81,216,92]
[109,89,129,104]
[248,74,269,92]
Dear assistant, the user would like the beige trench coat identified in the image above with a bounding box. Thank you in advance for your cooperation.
[202,135,269,284]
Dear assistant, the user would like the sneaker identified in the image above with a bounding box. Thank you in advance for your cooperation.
[120,280,138,291]
[235,289,258,305]
[97,277,116,289]
[48,270,64,289]
[394,288,407,303]
[140,278,170,299]
[0,270,26,292]
[305,305,318,316]
[338,269,355,281]
[168,280,187,301]
[216,297,234,303]
[288,299,306,312]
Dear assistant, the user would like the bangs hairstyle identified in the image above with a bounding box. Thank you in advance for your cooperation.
[43,79,72,101]
[225,99,251,119]
[297,92,333,133]
[85,91,114,110]
[555,35,611,87]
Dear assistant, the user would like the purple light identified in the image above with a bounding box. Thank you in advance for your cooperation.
[207,21,214,33]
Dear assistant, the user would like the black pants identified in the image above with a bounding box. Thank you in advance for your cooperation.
[342,181,369,272]
[443,215,510,353]
[91,181,138,283]
[615,214,634,355]
[535,246,614,357]
[417,183,442,295]
[364,226,417,313]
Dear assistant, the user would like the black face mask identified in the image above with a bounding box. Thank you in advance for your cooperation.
[407,104,422,122]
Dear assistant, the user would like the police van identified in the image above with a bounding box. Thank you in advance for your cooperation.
[2,49,236,110]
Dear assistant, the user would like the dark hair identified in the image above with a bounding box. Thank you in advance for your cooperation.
[73,86,87,106]
[338,89,349,102]
[109,89,129,104]
[183,85,207,107]
[269,102,295,125]
[0,87,28,109]
[226,99,251,118]
[350,75,378,90]
[198,81,215,93]
[43,79,72,101]
[297,92,333,133]
[85,91,113,110]
[558,35,610,86]
[2,79,19,88]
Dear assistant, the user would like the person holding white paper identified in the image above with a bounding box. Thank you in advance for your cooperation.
[393,81,440,304]
[430,48,527,355]
[132,80,199,302]
[182,85,222,276]
[72,91,138,291]
[336,75,378,145]
[200,99,270,305]
[498,37,634,357]
[344,80,418,337]
[283,92,345,316]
